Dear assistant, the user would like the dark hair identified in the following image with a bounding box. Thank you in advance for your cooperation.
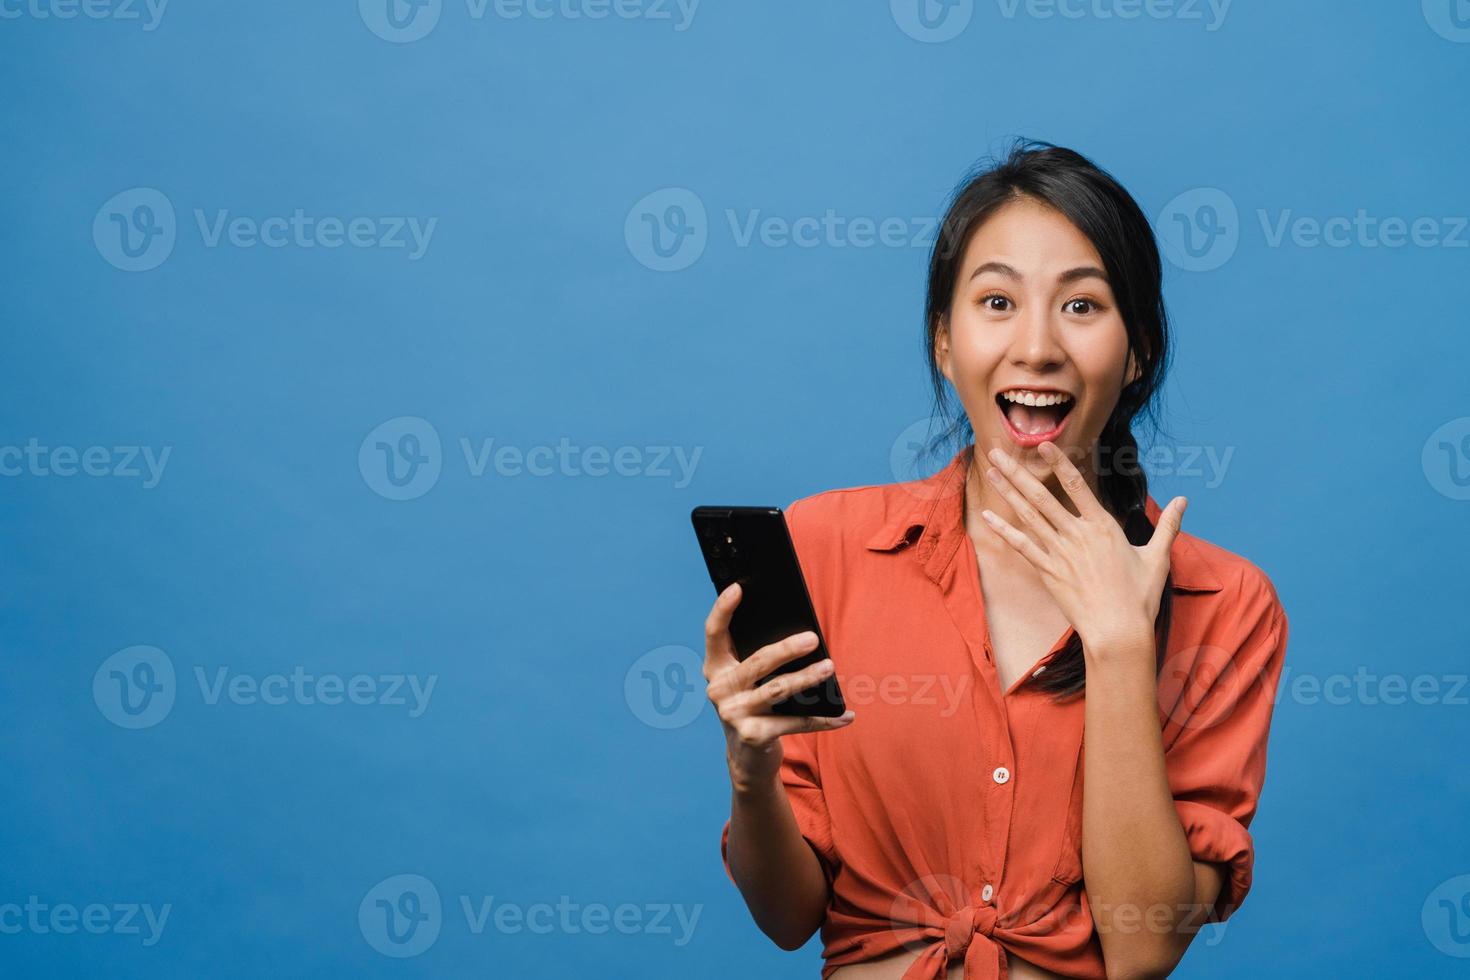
[922,139,1173,699]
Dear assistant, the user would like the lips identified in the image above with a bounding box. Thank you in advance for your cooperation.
[995,389,1075,448]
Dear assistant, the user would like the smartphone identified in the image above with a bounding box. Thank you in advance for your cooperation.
[691,505,845,717]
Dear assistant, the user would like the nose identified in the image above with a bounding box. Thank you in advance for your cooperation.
[1008,304,1066,372]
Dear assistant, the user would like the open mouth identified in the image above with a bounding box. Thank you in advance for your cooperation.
[995,388,1076,447]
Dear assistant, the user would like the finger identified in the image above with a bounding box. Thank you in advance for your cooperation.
[984,463,1060,548]
[735,630,821,691]
[702,582,742,681]
[741,657,836,711]
[738,711,856,745]
[980,507,1053,570]
[1147,496,1188,564]
[1037,441,1109,521]
[985,447,1072,534]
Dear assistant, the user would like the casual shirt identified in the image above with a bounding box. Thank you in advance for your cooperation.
[720,444,1290,978]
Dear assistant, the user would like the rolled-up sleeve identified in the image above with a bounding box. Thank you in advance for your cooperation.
[721,728,838,884]
[1163,588,1289,922]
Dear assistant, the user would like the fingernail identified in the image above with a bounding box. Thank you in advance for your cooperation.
[986,467,1002,482]
[800,631,819,647]
[817,659,834,676]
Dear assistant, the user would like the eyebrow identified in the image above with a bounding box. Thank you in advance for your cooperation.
[967,262,1110,285]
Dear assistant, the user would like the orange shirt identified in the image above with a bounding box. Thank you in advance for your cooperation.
[720,444,1290,978]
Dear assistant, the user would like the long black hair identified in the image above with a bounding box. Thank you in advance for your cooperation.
[923,139,1173,699]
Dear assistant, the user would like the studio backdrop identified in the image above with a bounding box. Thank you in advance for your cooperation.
[2,2,1468,977]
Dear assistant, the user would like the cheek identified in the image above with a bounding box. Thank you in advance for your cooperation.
[946,314,1007,370]
[1072,323,1131,416]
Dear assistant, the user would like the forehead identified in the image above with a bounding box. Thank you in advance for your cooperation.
[959,197,1104,275]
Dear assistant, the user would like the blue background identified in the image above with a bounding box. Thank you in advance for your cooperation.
[3,1,1468,976]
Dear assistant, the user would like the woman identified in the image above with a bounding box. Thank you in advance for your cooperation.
[703,143,1290,979]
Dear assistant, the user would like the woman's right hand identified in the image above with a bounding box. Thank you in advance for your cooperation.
[702,582,855,792]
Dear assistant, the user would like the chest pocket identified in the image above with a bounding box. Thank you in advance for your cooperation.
[1050,740,1084,885]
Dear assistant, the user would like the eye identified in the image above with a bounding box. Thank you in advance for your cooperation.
[978,292,1012,312]
[1064,297,1104,316]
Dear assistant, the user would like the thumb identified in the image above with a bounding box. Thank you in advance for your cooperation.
[1149,496,1188,566]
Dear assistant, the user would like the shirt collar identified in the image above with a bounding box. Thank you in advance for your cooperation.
[864,444,1223,593]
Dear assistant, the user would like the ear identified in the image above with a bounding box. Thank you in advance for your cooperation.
[934,319,954,384]
[1123,347,1143,388]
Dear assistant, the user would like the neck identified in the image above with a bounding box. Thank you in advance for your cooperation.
[961,442,1113,545]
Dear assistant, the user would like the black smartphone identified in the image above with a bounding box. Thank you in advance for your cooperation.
[690,505,845,717]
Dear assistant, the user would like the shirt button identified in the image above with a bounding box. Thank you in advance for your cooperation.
[992,766,1011,784]
[981,884,994,903]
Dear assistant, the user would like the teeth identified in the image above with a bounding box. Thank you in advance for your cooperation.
[1001,390,1073,407]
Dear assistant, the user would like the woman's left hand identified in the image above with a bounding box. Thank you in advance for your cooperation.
[978,442,1187,663]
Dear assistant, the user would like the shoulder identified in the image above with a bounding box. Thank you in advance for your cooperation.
[784,474,933,554]
[787,480,900,530]
[1172,527,1288,649]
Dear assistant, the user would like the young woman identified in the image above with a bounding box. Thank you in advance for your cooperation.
[702,143,1290,979]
